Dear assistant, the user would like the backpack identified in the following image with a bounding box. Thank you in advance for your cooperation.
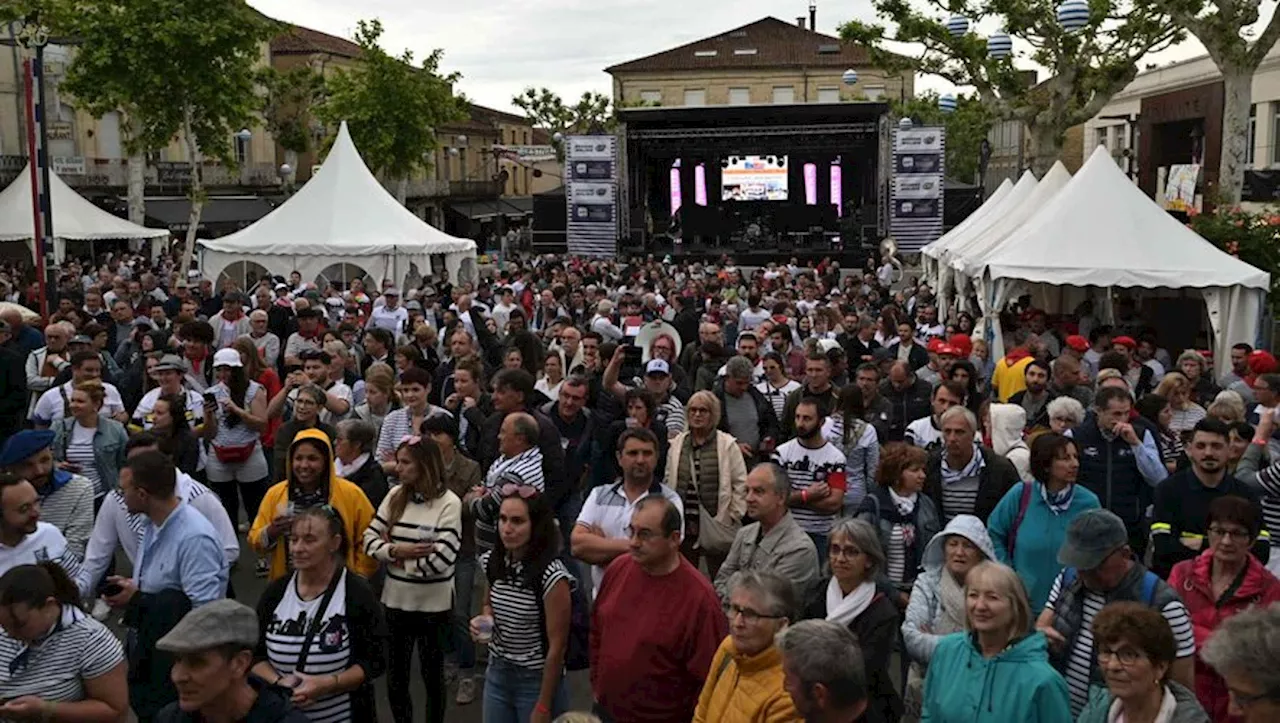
[535,562,591,671]
[1061,567,1159,605]
[1006,482,1035,560]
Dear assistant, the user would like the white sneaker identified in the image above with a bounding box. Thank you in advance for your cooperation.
[91,599,111,622]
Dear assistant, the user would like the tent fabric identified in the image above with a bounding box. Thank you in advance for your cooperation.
[921,177,1012,270]
[199,121,477,286]
[0,163,168,262]
[951,162,1072,278]
[934,172,1038,315]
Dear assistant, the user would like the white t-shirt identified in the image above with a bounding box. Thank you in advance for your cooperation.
[32,381,126,426]
[264,570,352,723]
[739,307,771,331]
[289,381,352,426]
[575,481,684,599]
[771,439,847,535]
[131,387,205,429]
[905,416,944,451]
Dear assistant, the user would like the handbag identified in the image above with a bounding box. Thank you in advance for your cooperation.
[213,441,256,464]
[696,504,738,555]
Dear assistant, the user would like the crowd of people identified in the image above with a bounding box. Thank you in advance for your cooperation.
[0,251,1279,723]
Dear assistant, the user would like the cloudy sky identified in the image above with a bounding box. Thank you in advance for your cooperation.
[247,0,1217,115]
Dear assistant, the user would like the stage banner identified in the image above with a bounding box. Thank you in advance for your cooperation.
[890,127,945,252]
[565,135,618,257]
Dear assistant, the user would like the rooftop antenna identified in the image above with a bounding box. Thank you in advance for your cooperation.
[809,0,817,31]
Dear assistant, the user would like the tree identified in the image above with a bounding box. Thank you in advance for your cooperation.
[1147,1,1280,204]
[894,92,995,182]
[842,0,1183,174]
[512,87,615,159]
[258,65,327,176]
[316,19,467,205]
[58,0,273,273]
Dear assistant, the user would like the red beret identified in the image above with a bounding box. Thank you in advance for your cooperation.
[948,334,973,358]
[927,338,944,353]
[1249,350,1278,375]
[1112,336,1137,349]
[1065,335,1089,352]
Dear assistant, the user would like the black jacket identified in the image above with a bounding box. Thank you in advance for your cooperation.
[881,377,932,443]
[886,341,929,372]
[805,582,903,723]
[155,675,312,723]
[254,571,388,722]
[1007,389,1060,431]
[924,446,1021,525]
[841,334,882,365]
[125,588,192,720]
[345,454,390,509]
[1150,468,1269,578]
[714,383,780,455]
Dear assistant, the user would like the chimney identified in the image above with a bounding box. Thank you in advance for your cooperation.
[810,1,817,31]
[796,16,806,28]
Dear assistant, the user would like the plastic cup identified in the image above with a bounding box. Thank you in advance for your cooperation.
[474,615,494,643]
[419,526,438,544]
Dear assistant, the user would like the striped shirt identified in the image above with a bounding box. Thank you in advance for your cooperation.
[822,414,880,512]
[655,395,686,438]
[64,424,101,496]
[757,380,801,421]
[939,449,985,523]
[33,474,95,560]
[0,523,82,581]
[374,406,453,470]
[264,570,352,723]
[1251,462,1280,552]
[208,380,265,447]
[479,552,574,670]
[0,605,123,705]
[886,525,907,584]
[575,481,684,598]
[772,439,847,535]
[1045,571,1195,715]
[363,489,462,613]
[475,447,546,553]
[1169,404,1206,434]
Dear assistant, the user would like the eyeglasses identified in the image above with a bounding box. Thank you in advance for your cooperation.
[1208,527,1252,541]
[1096,646,1146,666]
[828,543,865,560]
[499,483,539,499]
[1228,686,1280,709]
[723,603,784,624]
[624,525,662,542]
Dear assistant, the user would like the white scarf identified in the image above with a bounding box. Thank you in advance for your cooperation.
[826,579,876,628]
[335,452,369,478]
[1107,685,1177,723]
[888,488,918,517]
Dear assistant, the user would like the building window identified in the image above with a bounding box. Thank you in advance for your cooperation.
[729,87,750,105]
[694,50,717,57]
[1247,104,1256,166]
[1095,127,1108,149]
[640,90,662,104]
[772,86,795,104]
[817,87,840,103]
[234,134,249,166]
[684,89,707,106]
[863,85,885,101]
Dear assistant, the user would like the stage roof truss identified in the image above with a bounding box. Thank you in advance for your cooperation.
[627,122,879,140]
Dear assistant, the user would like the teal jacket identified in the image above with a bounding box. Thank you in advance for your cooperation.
[988,482,1101,611]
[1075,681,1208,723]
[921,631,1071,723]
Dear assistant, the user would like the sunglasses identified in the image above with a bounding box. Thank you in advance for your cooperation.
[499,483,539,499]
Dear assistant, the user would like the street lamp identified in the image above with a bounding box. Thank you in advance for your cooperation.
[12,14,55,318]
[236,128,252,141]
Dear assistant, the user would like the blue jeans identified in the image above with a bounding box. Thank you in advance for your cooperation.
[482,656,568,723]
[452,553,477,671]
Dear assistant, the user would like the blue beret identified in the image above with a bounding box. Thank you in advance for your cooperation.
[0,430,55,468]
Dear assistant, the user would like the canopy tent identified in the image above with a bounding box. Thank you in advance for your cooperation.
[948,162,1073,311]
[975,145,1269,373]
[199,121,477,289]
[0,164,168,262]
[920,177,1012,282]
[932,172,1038,316]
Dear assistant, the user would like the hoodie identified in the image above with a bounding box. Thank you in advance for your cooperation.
[902,515,996,665]
[992,349,1034,402]
[988,404,1032,482]
[921,631,1071,723]
[249,428,377,580]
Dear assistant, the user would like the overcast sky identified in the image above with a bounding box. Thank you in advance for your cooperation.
[247,0,1226,116]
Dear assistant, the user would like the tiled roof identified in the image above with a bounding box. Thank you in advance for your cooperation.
[270,25,363,59]
[605,17,890,74]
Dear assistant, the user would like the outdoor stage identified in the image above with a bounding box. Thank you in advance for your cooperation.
[616,101,889,264]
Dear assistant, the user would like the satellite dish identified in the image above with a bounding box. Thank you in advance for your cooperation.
[635,320,683,363]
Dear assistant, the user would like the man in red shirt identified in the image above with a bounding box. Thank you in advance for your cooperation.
[590,495,727,722]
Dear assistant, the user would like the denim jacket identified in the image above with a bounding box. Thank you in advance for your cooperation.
[52,414,128,494]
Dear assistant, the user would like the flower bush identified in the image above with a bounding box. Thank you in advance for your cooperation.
[1187,204,1280,304]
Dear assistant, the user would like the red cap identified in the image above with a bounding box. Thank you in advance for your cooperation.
[1065,335,1089,352]
[948,334,973,358]
[1112,336,1137,349]
[1249,350,1278,375]
[927,338,944,354]
[938,345,960,357]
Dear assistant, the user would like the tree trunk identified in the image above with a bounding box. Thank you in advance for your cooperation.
[1218,68,1252,207]
[179,108,205,279]
[127,151,146,226]
[396,176,408,206]
[1025,123,1062,177]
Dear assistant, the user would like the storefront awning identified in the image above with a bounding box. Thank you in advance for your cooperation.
[145,196,277,233]
[446,197,532,220]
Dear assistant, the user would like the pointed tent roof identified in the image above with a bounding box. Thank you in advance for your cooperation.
[935,170,1038,266]
[981,145,1269,289]
[198,121,475,257]
[0,164,168,241]
[921,177,1013,260]
[951,162,1072,276]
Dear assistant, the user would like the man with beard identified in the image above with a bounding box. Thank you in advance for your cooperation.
[773,399,847,561]
[0,472,83,577]
[0,430,95,557]
[1008,359,1057,433]
[1149,418,1269,578]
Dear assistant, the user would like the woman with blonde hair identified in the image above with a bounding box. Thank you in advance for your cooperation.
[664,390,747,578]
[52,379,128,501]
[353,361,399,440]
[1155,372,1206,434]
[1207,390,1246,425]
[921,561,1070,722]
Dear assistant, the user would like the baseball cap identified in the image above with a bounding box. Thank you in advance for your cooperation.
[1065,335,1089,353]
[212,348,243,368]
[405,300,423,312]
[948,334,973,358]
[1058,509,1130,571]
[937,345,959,357]
[645,359,671,376]
[926,338,944,354]
[0,430,56,467]
[156,599,259,654]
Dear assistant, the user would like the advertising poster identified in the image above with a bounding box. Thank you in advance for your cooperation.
[890,127,945,251]
[564,135,618,257]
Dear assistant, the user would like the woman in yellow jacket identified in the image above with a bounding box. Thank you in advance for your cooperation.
[693,569,802,723]
[250,427,378,580]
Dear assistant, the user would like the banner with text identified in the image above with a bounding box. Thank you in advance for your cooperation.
[565,135,618,257]
[890,127,945,252]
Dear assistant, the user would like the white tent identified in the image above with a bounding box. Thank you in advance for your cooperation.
[976,145,1270,373]
[920,177,1012,282]
[199,121,477,288]
[933,171,1038,315]
[0,163,168,262]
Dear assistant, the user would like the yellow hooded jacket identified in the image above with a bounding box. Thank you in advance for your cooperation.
[250,428,378,580]
[692,636,802,723]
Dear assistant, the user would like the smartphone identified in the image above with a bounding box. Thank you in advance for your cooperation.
[97,580,123,597]
[623,345,643,369]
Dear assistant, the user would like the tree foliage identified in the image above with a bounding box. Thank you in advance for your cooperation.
[259,66,327,155]
[894,92,995,182]
[512,87,615,135]
[841,0,1183,173]
[316,19,466,182]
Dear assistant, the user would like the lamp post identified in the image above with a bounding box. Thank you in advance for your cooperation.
[13,15,53,318]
